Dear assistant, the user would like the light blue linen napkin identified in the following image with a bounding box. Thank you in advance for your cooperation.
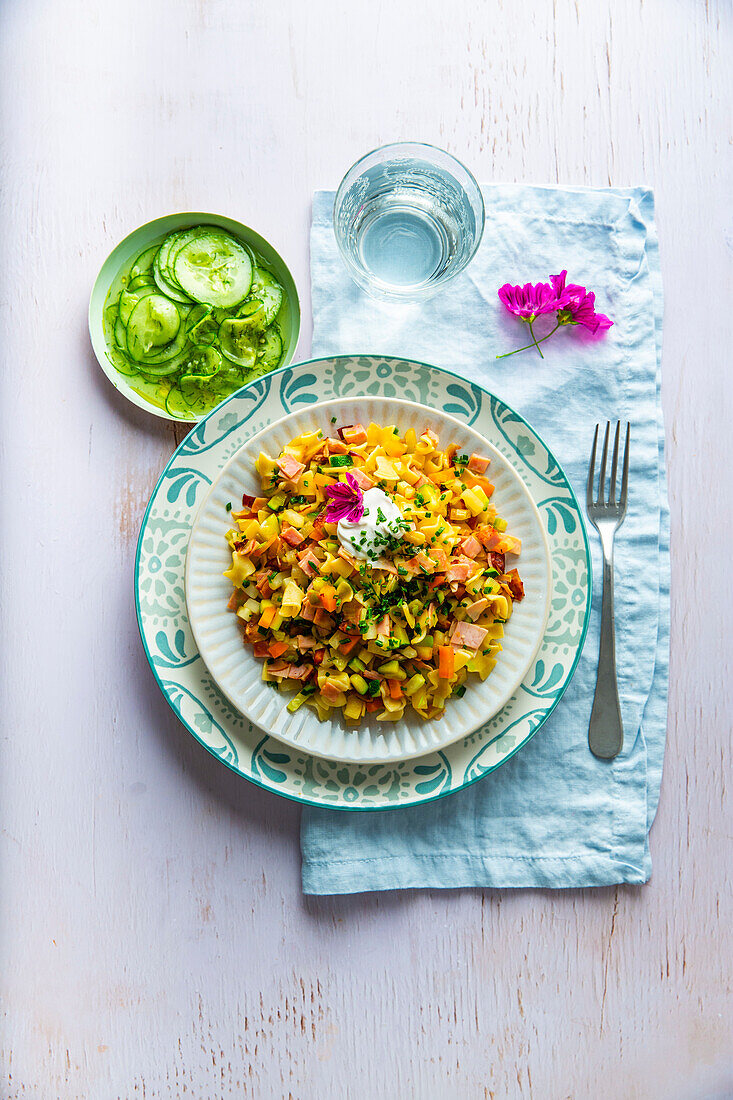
[301,184,669,894]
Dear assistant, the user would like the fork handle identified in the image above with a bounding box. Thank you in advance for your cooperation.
[588,554,623,759]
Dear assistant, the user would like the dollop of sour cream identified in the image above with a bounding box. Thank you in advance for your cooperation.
[337,487,405,563]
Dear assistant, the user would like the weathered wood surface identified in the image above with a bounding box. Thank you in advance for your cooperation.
[1,0,731,1097]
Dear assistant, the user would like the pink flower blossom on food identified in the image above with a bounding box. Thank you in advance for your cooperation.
[498,280,568,321]
[325,472,364,524]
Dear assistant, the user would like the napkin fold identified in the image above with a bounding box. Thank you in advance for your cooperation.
[301,185,669,895]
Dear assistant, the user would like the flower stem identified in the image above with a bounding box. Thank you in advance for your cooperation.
[496,323,561,360]
[528,320,544,358]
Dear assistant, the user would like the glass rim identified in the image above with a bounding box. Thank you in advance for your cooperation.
[334,140,485,225]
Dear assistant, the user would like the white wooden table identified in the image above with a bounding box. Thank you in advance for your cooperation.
[2,2,731,1097]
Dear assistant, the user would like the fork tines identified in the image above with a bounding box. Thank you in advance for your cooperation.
[587,421,630,511]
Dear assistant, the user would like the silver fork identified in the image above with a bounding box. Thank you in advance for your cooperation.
[586,421,630,760]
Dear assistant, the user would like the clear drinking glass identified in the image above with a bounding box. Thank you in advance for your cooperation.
[333,142,485,303]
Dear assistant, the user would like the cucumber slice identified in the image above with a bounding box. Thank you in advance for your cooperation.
[129,274,156,291]
[126,294,181,360]
[248,266,283,325]
[180,346,222,381]
[153,252,193,304]
[173,229,253,308]
[238,298,266,327]
[257,324,284,369]
[219,317,258,367]
[119,285,156,325]
[130,245,158,279]
[114,317,128,349]
[164,226,213,282]
[186,304,219,347]
[164,385,198,420]
[157,232,189,285]
[133,340,193,375]
[106,347,139,378]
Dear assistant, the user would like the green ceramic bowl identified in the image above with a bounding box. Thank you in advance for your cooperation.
[88,212,301,422]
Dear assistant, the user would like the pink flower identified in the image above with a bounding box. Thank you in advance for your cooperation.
[325,472,364,524]
[498,280,568,321]
[550,270,586,302]
[551,271,614,334]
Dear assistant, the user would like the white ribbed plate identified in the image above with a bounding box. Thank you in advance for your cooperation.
[185,397,552,764]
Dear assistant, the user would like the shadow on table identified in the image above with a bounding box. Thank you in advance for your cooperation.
[300,882,642,922]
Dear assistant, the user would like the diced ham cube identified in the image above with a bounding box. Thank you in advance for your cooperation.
[277,454,305,481]
[285,664,312,680]
[478,526,502,550]
[467,453,490,474]
[300,601,316,622]
[297,548,320,577]
[445,561,473,583]
[296,635,318,651]
[338,423,368,445]
[459,535,482,559]
[450,621,489,651]
[281,526,304,547]
[227,589,246,611]
[411,551,435,573]
[327,439,350,455]
[321,679,345,704]
[431,548,448,571]
[351,467,374,491]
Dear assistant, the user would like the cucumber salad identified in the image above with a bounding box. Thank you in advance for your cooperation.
[103,225,289,419]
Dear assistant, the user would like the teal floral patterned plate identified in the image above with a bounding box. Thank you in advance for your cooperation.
[135,355,591,809]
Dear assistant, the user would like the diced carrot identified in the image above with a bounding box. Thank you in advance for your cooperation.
[339,637,359,655]
[365,699,382,712]
[320,585,337,612]
[387,679,403,699]
[438,646,455,679]
[258,605,277,629]
[268,641,289,658]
